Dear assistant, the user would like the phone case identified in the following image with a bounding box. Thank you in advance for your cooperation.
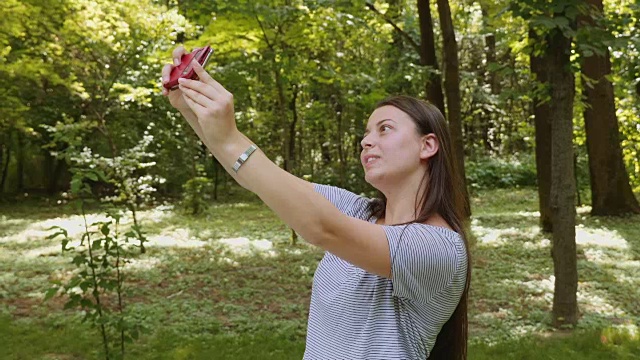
[164,45,213,90]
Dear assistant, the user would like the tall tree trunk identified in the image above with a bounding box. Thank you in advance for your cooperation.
[334,95,346,187]
[48,156,65,195]
[287,84,299,175]
[580,0,640,215]
[418,0,446,114]
[385,0,409,94]
[480,5,498,152]
[436,0,471,217]
[16,132,25,192]
[0,145,4,194]
[0,144,9,194]
[320,121,332,165]
[547,25,578,328]
[213,158,219,201]
[274,64,290,172]
[530,28,553,233]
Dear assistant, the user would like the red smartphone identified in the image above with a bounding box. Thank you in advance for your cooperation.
[164,45,213,91]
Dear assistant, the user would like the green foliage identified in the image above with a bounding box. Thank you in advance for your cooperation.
[181,165,214,215]
[45,169,149,359]
[1,0,638,202]
[466,155,538,190]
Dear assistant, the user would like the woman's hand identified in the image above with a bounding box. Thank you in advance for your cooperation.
[161,46,192,112]
[177,60,238,148]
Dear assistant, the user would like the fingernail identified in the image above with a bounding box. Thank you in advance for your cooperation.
[174,58,180,65]
[178,78,185,83]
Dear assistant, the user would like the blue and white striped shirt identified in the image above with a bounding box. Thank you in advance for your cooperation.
[304,184,468,359]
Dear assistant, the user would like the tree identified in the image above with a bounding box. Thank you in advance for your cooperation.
[579,0,640,215]
[547,22,578,328]
[530,28,553,232]
[436,0,470,216]
[512,0,580,327]
[418,0,446,114]
[364,1,446,113]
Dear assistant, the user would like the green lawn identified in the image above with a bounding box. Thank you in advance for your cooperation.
[1,187,638,359]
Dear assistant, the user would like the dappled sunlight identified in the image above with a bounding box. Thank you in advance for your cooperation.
[217,237,276,257]
[132,206,174,224]
[22,245,60,258]
[0,209,172,248]
[578,284,627,317]
[471,222,541,247]
[514,210,541,218]
[577,205,592,215]
[576,225,629,249]
[520,275,555,295]
[147,228,207,248]
[473,211,541,219]
[124,257,161,271]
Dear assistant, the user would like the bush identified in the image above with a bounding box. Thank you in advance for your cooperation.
[181,174,214,215]
[466,155,538,190]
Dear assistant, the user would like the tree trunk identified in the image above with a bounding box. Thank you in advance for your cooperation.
[436,0,471,217]
[273,63,290,173]
[480,5,498,152]
[418,0,446,114]
[48,157,66,195]
[16,132,25,192]
[530,28,553,233]
[213,159,219,201]
[334,95,346,187]
[287,84,299,175]
[320,121,332,165]
[547,25,578,328]
[580,0,640,215]
[0,145,4,194]
[0,143,9,194]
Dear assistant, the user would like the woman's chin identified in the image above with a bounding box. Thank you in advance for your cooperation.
[364,171,383,187]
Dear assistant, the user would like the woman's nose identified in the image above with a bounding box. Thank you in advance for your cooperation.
[361,135,373,149]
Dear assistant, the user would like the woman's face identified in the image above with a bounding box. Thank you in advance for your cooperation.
[360,105,428,188]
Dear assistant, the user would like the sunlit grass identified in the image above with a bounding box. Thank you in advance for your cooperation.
[1,187,639,358]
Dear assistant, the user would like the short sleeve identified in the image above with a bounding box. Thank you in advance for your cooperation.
[384,224,467,304]
[313,183,370,218]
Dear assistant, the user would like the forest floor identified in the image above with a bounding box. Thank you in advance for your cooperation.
[1,187,639,359]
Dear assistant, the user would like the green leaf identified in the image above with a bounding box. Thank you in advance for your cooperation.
[44,287,58,301]
[80,298,94,309]
[553,16,569,28]
[72,255,86,266]
[101,223,110,236]
[79,280,91,292]
[70,178,82,194]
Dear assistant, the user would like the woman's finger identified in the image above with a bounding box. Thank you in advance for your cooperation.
[178,78,220,101]
[182,92,206,115]
[191,61,228,94]
[180,84,216,109]
[172,46,186,65]
[161,63,173,84]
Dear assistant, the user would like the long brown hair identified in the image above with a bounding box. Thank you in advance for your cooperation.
[365,95,471,360]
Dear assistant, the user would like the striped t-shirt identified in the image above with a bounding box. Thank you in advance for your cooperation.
[304,184,468,360]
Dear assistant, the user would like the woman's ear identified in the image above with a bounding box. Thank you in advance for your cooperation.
[419,134,439,160]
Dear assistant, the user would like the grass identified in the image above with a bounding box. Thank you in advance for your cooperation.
[0,187,639,359]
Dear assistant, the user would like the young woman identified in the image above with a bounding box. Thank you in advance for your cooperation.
[162,46,471,360]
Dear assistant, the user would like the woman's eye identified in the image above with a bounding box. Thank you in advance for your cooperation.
[380,125,391,132]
